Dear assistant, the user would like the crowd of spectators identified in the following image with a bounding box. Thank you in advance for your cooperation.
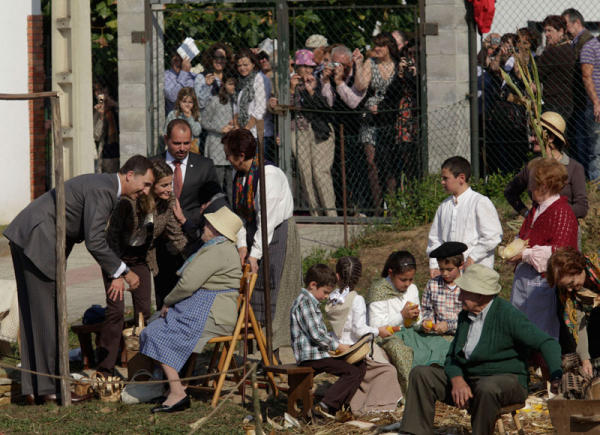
[162,32,419,215]
[478,8,600,184]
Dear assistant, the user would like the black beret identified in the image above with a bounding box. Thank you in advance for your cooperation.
[429,241,468,259]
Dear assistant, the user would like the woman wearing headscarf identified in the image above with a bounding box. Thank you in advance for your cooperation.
[140,206,243,413]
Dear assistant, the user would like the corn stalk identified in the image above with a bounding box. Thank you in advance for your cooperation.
[499,52,546,157]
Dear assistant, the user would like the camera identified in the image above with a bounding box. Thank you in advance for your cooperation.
[327,62,341,69]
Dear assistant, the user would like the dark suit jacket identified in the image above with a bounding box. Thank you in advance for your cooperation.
[160,152,219,228]
[3,173,122,280]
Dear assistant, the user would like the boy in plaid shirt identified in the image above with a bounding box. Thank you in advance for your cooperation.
[290,264,366,416]
[421,242,467,335]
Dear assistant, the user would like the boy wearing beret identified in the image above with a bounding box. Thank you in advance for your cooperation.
[421,242,467,336]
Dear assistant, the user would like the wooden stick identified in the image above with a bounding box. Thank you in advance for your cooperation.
[257,132,273,365]
[0,91,58,100]
[51,97,70,406]
[340,124,348,249]
[252,363,263,435]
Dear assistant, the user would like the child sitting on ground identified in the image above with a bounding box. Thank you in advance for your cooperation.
[368,251,451,393]
[325,256,401,414]
[421,241,467,336]
[426,156,502,278]
[290,264,366,418]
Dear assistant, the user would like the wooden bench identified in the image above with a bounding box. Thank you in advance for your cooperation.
[71,317,134,369]
[265,364,314,418]
[496,403,525,435]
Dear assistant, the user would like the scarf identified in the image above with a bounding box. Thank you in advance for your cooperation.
[367,278,403,305]
[233,156,260,226]
[177,235,228,276]
[237,70,258,127]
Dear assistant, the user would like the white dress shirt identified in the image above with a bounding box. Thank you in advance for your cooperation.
[427,187,502,269]
[368,282,421,328]
[165,151,190,183]
[236,165,294,260]
[329,290,379,345]
[463,298,493,360]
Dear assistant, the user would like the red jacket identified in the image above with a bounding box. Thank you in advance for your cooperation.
[518,196,578,251]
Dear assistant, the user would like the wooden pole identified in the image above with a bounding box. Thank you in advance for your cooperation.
[251,363,263,435]
[51,96,71,406]
[257,134,273,364]
[340,124,348,249]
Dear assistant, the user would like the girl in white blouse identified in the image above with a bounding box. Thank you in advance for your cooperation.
[326,256,401,414]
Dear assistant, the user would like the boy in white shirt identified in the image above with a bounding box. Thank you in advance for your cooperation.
[427,156,502,278]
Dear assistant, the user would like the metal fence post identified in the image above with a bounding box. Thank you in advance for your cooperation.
[466,0,480,179]
[276,0,292,183]
[145,0,155,156]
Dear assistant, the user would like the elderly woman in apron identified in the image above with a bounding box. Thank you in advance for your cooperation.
[140,206,243,413]
[509,157,578,340]
[222,128,302,354]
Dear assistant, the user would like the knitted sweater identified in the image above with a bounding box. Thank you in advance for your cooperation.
[445,297,562,390]
[518,195,578,251]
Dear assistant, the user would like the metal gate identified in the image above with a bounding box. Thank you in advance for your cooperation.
[148,0,424,220]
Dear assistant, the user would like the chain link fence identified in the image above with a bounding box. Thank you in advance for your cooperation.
[148,1,478,219]
[479,1,600,180]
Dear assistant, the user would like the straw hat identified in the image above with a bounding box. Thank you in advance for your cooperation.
[204,206,242,243]
[331,333,373,364]
[305,34,328,49]
[541,111,566,145]
[455,264,501,296]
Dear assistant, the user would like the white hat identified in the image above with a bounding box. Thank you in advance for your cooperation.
[258,38,277,58]
[204,207,242,243]
[305,34,328,49]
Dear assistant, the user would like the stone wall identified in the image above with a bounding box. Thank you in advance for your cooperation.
[425,0,471,173]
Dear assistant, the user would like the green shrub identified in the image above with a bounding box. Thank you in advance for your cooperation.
[386,172,518,229]
[301,248,330,277]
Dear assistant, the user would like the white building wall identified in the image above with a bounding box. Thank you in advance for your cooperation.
[0,1,39,224]
[489,0,598,36]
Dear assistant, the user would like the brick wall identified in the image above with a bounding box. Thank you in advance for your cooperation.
[28,15,46,199]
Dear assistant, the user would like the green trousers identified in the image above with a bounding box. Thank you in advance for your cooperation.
[400,365,527,435]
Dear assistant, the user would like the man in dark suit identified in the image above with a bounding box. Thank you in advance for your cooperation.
[3,155,154,403]
[154,119,219,309]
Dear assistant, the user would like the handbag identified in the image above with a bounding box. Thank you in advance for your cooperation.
[121,369,165,404]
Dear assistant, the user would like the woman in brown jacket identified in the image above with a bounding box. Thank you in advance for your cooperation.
[96,160,188,375]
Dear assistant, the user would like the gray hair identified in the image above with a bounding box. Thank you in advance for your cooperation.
[331,45,352,60]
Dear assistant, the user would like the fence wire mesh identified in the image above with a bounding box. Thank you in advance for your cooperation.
[149,1,481,218]
[479,2,600,181]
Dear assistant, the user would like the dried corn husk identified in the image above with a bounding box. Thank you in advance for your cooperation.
[498,239,528,259]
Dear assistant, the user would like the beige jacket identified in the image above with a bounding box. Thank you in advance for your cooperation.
[164,239,242,307]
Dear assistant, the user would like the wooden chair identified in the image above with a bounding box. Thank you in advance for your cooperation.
[186,265,279,407]
[496,403,525,435]
[264,364,314,418]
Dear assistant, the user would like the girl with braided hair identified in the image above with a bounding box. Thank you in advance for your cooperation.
[326,256,402,414]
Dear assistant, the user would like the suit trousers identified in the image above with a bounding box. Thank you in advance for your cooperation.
[400,365,527,435]
[300,357,366,412]
[291,125,337,217]
[10,242,58,396]
[97,263,152,372]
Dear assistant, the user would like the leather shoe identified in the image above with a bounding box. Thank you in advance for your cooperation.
[151,395,190,413]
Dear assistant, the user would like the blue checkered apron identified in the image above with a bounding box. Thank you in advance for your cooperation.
[140,288,237,371]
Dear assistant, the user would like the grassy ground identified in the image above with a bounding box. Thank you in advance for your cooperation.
[0,187,597,434]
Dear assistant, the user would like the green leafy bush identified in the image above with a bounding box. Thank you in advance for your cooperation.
[386,172,517,229]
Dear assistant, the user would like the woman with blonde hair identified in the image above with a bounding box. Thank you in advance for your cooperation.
[509,157,578,339]
[96,159,188,376]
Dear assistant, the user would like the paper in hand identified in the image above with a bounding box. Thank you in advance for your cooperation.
[177,37,199,61]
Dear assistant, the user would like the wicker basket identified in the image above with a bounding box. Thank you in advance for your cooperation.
[122,313,145,352]
[92,372,123,403]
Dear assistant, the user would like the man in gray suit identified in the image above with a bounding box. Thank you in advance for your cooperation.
[4,155,154,403]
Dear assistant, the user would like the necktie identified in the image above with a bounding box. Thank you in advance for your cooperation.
[173,160,183,199]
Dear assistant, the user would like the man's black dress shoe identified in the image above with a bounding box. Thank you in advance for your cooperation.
[151,395,190,413]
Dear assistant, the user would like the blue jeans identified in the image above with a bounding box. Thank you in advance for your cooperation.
[578,101,600,181]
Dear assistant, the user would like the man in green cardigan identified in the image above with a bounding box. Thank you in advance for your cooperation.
[396,264,562,435]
